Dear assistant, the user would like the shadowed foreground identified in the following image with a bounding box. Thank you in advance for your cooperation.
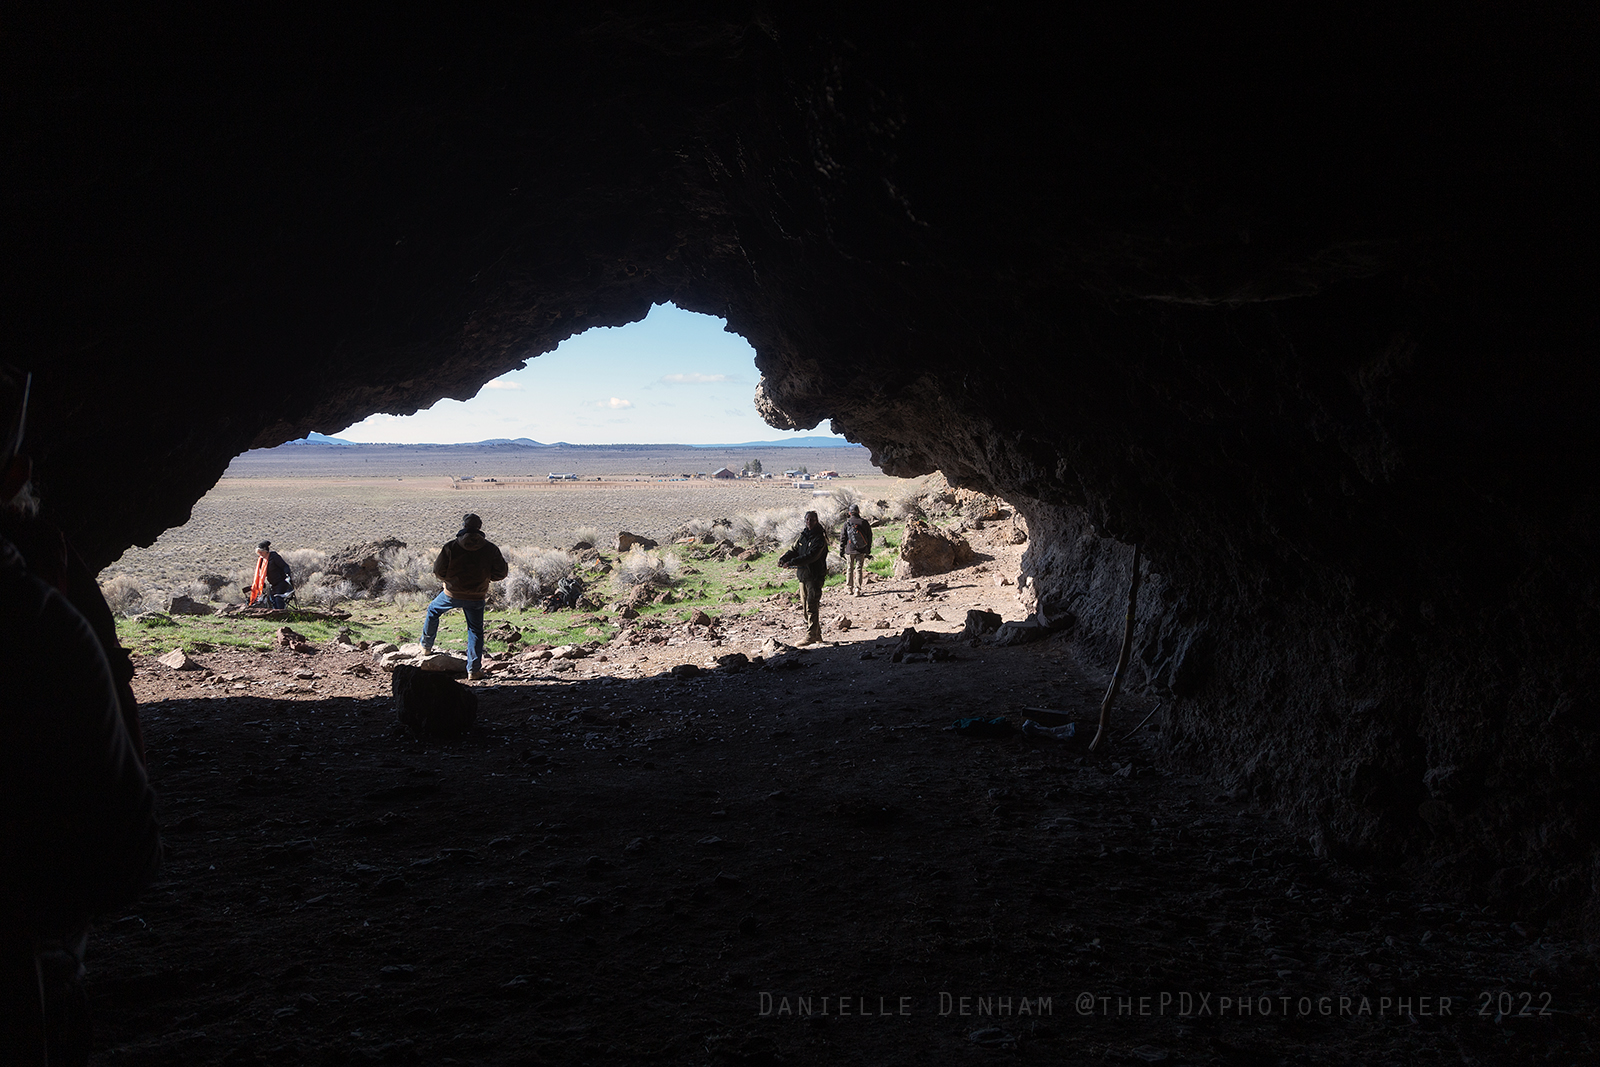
[92,639,1596,1065]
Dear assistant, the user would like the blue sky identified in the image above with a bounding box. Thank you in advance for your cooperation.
[335,304,846,445]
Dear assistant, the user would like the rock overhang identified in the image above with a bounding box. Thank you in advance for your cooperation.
[5,5,1597,925]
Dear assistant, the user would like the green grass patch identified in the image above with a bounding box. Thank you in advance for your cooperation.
[111,524,909,655]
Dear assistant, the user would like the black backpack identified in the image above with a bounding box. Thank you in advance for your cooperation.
[846,517,872,553]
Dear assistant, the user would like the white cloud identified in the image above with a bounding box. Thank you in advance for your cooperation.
[597,397,633,409]
[483,380,520,390]
[661,373,733,384]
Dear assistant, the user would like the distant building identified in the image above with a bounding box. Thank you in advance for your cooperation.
[712,466,737,479]
[817,470,838,478]
[548,472,579,481]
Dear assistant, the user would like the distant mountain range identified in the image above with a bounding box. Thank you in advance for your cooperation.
[280,433,857,449]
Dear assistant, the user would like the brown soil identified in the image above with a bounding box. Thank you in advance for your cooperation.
[92,545,1597,1065]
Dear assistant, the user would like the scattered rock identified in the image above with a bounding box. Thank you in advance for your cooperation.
[156,648,197,670]
[615,531,659,552]
[616,605,639,620]
[760,636,797,658]
[417,652,469,673]
[276,626,311,650]
[991,618,1046,646]
[167,594,214,616]
[961,609,1003,638]
[714,652,750,672]
[618,585,658,609]
[833,615,852,630]
[670,663,702,678]
[689,609,716,627]
[891,628,926,663]
[873,618,893,629]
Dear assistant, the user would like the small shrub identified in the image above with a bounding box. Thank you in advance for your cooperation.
[728,514,757,544]
[279,548,329,582]
[493,568,544,611]
[571,525,600,547]
[379,546,443,601]
[296,578,359,609]
[100,574,144,615]
[172,579,213,602]
[612,546,679,590]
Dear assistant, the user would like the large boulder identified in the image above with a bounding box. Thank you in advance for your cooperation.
[616,531,658,552]
[326,538,407,593]
[961,609,1003,639]
[168,594,214,616]
[893,518,976,579]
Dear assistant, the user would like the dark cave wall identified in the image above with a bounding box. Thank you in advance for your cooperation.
[4,6,1597,923]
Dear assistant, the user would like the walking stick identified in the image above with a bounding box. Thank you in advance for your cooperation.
[1089,542,1141,752]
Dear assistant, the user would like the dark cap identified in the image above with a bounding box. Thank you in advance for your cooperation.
[462,513,483,530]
[849,503,861,516]
[258,540,272,550]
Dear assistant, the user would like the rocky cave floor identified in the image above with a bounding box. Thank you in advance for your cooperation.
[91,557,1598,1066]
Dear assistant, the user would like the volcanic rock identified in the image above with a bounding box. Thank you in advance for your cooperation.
[893,519,975,579]
[615,532,658,552]
[156,648,197,670]
[167,594,214,616]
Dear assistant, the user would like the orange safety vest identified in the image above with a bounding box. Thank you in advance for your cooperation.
[249,555,268,606]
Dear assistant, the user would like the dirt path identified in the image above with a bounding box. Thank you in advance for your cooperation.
[93,551,1597,1065]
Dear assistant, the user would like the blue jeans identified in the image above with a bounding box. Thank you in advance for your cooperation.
[420,592,485,672]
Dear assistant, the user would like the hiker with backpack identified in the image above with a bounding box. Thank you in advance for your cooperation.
[840,503,873,597]
[421,513,509,681]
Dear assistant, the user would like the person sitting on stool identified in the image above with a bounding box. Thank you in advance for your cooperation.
[248,540,293,609]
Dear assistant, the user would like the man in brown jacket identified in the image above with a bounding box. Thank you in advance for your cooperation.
[420,513,509,680]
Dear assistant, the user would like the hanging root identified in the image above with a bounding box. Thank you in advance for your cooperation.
[1089,542,1142,752]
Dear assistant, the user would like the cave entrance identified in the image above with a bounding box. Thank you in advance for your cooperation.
[99,301,875,649]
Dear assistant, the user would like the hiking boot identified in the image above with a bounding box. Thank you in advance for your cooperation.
[795,634,818,647]
[467,669,486,681]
